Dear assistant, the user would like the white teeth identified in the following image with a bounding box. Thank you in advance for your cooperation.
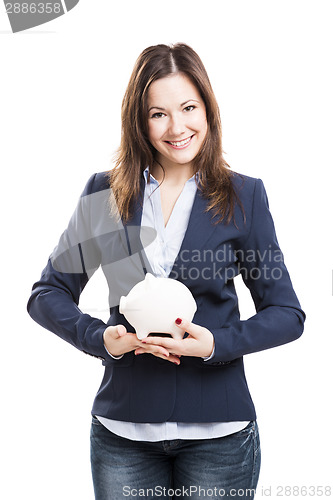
[169,136,192,147]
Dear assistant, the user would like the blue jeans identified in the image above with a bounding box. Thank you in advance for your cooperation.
[90,417,261,499]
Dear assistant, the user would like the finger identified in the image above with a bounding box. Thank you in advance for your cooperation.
[141,336,178,350]
[154,353,180,365]
[135,345,170,357]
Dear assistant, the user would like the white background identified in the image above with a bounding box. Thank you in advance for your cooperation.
[1,1,332,499]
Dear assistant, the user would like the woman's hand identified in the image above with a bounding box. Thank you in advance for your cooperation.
[103,325,182,364]
[135,318,215,362]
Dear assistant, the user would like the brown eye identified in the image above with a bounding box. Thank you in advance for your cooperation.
[151,112,165,119]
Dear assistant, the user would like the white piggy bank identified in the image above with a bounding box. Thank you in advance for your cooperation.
[119,273,197,340]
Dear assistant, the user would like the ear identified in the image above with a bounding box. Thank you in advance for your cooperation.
[144,273,156,289]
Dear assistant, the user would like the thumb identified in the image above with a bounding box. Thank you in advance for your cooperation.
[174,318,202,338]
[116,324,127,337]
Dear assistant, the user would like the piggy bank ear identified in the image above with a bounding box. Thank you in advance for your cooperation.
[144,273,156,289]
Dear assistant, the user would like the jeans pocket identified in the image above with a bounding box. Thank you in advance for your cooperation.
[91,415,103,426]
[239,420,255,433]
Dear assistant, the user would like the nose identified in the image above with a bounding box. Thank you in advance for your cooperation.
[168,114,186,138]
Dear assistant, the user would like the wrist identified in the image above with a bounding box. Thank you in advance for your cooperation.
[202,343,215,361]
[104,344,124,360]
[103,327,118,357]
[203,330,215,357]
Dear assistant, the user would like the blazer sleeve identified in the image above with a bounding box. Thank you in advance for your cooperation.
[206,178,306,365]
[27,173,112,361]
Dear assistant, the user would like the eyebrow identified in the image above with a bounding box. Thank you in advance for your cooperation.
[148,99,200,112]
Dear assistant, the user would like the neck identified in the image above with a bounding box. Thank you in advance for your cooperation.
[151,157,195,185]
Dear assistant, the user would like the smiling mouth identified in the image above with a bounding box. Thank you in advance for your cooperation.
[165,135,194,149]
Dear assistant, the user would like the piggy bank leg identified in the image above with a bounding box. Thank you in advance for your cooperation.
[171,329,185,340]
[136,330,148,340]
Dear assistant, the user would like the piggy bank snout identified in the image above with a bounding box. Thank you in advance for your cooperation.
[119,294,141,315]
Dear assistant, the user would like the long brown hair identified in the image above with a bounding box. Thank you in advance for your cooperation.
[108,43,242,224]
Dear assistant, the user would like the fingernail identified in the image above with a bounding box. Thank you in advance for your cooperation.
[175,318,182,325]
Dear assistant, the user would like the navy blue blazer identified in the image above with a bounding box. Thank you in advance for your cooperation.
[27,171,305,423]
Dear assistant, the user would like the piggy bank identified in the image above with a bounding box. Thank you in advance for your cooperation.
[119,273,197,340]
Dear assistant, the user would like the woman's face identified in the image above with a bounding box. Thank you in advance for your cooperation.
[147,73,208,171]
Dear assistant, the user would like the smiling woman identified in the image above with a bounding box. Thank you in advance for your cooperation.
[27,42,305,500]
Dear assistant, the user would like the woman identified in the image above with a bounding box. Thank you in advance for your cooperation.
[28,43,305,499]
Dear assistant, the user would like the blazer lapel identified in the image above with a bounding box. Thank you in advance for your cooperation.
[118,178,155,275]
[169,188,218,278]
[117,178,144,255]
